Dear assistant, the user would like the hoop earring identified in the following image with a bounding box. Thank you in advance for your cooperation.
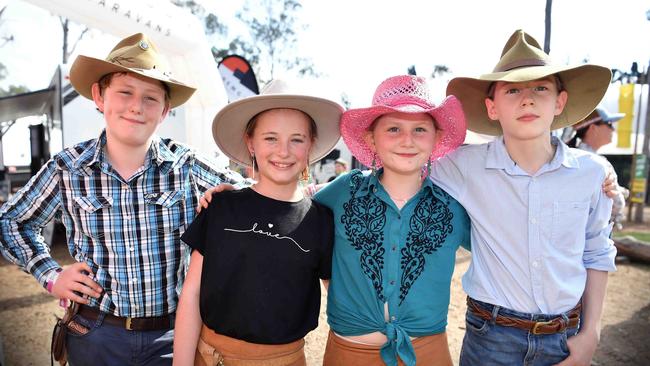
[371,154,377,176]
[250,153,256,181]
[301,166,311,182]
[426,158,432,177]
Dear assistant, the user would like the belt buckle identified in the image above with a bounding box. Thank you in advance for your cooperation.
[125,317,133,331]
[531,320,554,335]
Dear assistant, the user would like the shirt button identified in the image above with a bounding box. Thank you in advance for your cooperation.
[392,246,397,251]
[391,316,396,321]
[131,278,138,283]
[373,187,378,193]
[122,184,128,190]
[532,261,539,268]
[530,217,537,224]
[129,246,135,251]
[389,280,395,285]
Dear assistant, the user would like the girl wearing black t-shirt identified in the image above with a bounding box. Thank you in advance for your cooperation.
[173,80,343,366]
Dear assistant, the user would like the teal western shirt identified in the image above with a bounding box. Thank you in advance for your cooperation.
[314,169,470,366]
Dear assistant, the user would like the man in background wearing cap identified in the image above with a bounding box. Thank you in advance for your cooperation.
[0,33,243,365]
[567,107,629,228]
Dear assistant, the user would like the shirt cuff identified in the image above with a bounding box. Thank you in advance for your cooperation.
[33,258,64,289]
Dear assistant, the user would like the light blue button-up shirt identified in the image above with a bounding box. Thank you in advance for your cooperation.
[315,169,470,366]
[430,136,616,314]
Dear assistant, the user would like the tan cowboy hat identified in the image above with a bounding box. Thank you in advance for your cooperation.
[69,33,196,108]
[212,79,344,167]
[447,29,612,135]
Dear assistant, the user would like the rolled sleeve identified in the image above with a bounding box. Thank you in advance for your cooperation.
[583,183,617,272]
[0,159,63,287]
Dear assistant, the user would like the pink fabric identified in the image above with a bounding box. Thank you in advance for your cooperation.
[340,75,466,167]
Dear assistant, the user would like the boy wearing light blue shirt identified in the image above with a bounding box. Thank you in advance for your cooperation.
[431,30,616,366]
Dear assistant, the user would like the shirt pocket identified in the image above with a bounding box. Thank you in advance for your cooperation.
[73,195,114,239]
[551,201,590,255]
[144,190,185,234]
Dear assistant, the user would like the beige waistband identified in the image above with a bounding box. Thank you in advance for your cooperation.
[195,325,306,366]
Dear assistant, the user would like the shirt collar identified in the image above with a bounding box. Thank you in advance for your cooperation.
[73,130,177,170]
[359,169,440,200]
[485,135,579,175]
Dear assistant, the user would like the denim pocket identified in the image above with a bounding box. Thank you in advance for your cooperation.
[465,310,490,335]
[560,325,579,353]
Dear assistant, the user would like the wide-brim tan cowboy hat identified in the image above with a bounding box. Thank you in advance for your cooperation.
[69,33,196,108]
[447,29,612,136]
[212,79,344,167]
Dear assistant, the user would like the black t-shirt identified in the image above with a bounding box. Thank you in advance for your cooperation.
[181,187,334,344]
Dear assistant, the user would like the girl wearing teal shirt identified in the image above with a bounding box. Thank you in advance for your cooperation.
[314,75,470,366]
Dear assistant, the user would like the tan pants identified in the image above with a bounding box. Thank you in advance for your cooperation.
[322,330,453,366]
[194,325,306,366]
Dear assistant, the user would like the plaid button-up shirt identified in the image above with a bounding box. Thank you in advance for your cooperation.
[0,132,243,317]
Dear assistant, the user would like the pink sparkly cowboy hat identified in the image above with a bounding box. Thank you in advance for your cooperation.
[340,75,466,168]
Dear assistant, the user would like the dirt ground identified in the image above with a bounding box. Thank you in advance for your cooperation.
[1,216,649,366]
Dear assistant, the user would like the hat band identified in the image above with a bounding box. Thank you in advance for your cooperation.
[495,58,548,72]
[376,95,433,110]
[574,116,604,130]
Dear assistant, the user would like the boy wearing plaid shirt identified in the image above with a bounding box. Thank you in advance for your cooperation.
[0,33,243,365]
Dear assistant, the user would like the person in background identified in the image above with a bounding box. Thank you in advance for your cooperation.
[327,158,349,182]
[567,107,629,228]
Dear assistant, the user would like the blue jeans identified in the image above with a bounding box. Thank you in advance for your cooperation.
[66,312,174,366]
[459,299,579,366]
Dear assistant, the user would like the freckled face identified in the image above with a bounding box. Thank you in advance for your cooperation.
[366,112,436,177]
[246,108,314,188]
[92,73,169,148]
[485,78,567,142]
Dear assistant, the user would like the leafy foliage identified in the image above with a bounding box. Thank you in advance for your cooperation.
[175,0,317,84]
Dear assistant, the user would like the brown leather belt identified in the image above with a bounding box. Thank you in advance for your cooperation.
[78,305,174,331]
[467,297,581,335]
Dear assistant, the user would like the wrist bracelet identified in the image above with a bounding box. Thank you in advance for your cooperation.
[46,268,63,293]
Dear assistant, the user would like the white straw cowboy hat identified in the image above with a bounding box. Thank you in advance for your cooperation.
[447,29,612,135]
[212,79,344,167]
[69,33,196,108]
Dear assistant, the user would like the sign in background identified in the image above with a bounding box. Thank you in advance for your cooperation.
[631,154,647,203]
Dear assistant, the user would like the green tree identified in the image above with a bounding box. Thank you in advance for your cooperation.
[171,1,228,36]
[60,17,89,64]
[235,0,317,83]
[175,0,317,84]
[0,6,29,97]
[431,64,451,79]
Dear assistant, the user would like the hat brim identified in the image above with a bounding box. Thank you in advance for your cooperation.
[340,95,467,167]
[69,55,196,108]
[447,64,611,135]
[212,94,343,167]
